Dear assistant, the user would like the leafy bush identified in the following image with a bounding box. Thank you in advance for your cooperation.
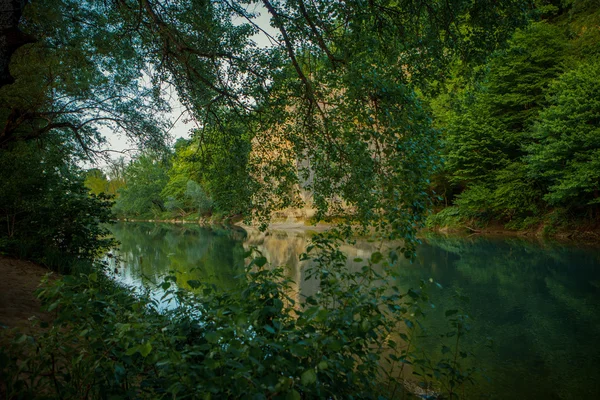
[426,207,464,229]
[0,236,478,399]
[185,180,214,216]
[452,185,495,222]
[0,140,115,272]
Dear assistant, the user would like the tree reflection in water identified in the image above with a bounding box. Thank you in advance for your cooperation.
[107,223,600,399]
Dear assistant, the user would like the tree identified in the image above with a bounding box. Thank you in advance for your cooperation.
[445,21,568,181]
[160,139,203,215]
[439,21,569,223]
[242,0,530,241]
[484,22,568,156]
[527,59,600,209]
[0,0,34,88]
[196,118,254,218]
[105,157,127,196]
[1,0,530,245]
[114,153,169,217]
[0,135,114,271]
[84,168,109,195]
[0,0,172,155]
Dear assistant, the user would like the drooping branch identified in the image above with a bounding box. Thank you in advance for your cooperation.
[222,0,282,47]
[137,0,249,107]
[297,0,340,69]
[261,0,317,104]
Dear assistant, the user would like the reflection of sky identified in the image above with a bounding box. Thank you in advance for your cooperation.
[104,253,180,312]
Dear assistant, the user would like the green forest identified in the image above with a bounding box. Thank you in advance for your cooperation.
[82,1,600,236]
[0,0,599,398]
[429,2,600,232]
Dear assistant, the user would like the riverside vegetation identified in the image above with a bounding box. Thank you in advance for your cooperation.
[104,222,600,399]
[89,2,600,236]
[427,1,600,234]
[0,0,598,399]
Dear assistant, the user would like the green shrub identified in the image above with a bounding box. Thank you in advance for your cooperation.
[185,180,214,216]
[426,207,464,229]
[0,140,115,273]
[453,185,495,222]
[504,216,542,231]
[0,236,478,399]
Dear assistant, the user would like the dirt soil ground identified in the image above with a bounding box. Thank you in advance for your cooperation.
[0,256,54,331]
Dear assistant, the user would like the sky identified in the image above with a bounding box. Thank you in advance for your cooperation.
[94,3,276,169]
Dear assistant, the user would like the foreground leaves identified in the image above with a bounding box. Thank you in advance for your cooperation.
[0,241,477,399]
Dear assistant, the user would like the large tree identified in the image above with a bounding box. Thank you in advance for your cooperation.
[0,0,33,88]
[527,59,600,209]
[1,0,531,244]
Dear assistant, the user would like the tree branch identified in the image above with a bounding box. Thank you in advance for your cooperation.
[297,0,340,69]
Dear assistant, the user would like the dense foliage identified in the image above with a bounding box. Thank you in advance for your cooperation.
[1,245,475,399]
[429,2,600,231]
[1,0,532,246]
[115,153,170,217]
[3,0,581,398]
[0,136,114,272]
[527,59,600,209]
[109,127,254,221]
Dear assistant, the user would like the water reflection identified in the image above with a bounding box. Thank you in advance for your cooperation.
[106,222,600,399]
[106,222,247,306]
[406,236,600,399]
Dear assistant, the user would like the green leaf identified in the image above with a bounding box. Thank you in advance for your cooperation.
[286,390,301,400]
[187,279,201,289]
[264,324,275,334]
[14,334,27,344]
[254,256,268,268]
[205,331,220,343]
[327,340,342,351]
[445,309,459,317]
[139,342,152,357]
[301,369,317,385]
[125,346,139,356]
[370,252,383,264]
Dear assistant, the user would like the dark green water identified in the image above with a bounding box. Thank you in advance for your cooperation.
[106,222,600,399]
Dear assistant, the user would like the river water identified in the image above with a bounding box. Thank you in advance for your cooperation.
[106,222,600,399]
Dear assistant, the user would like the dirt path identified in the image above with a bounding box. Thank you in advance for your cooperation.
[0,256,53,331]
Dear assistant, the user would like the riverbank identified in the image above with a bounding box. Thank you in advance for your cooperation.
[425,220,600,244]
[0,256,53,332]
[113,217,334,234]
[115,216,600,246]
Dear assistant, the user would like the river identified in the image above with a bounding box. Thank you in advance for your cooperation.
[105,222,600,399]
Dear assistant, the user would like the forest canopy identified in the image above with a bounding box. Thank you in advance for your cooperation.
[429,1,600,231]
[0,0,533,259]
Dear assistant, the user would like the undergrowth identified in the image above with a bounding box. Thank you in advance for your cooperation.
[1,234,479,399]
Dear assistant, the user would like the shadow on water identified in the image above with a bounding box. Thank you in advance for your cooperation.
[106,223,600,399]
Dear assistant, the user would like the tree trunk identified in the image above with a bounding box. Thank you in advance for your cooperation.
[0,0,34,89]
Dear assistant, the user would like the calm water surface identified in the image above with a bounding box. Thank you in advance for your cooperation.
[106,222,600,399]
